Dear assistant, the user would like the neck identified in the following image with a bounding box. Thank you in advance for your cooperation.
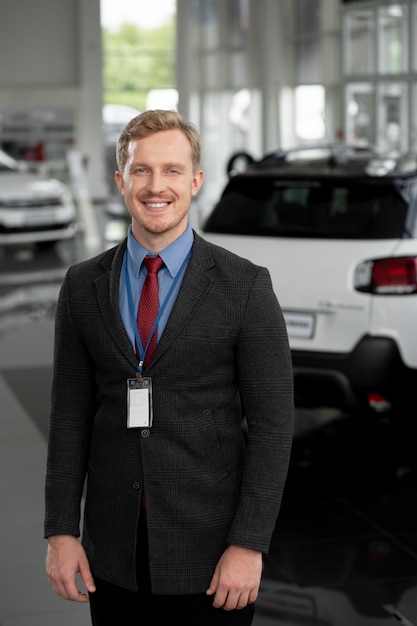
[131,222,189,253]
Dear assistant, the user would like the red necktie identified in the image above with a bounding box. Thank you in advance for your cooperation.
[137,255,164,368]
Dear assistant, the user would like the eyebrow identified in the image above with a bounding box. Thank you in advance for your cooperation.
[130,161,186,170]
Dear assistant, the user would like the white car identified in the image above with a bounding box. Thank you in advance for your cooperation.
[0,149,78,247]
[201,145,417,416]
[103,104,140,146]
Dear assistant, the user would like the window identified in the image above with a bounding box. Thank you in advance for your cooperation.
[345,83,374,146]
[295,85,325,141]
[344,9,375,75]
[342,1,413,154]
[378,4,408,74]
[204,177,409,240]
[101,0,176,111]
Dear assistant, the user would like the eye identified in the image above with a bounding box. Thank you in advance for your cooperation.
[129,165,149,175]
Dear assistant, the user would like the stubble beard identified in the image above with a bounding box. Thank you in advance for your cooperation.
[133,205,189,240]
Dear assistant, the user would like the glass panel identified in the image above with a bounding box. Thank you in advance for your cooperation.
[412,84,417,153]
[228,0,249,47]
[229,51,249,88]
[377,82,408,155]
[413,1,417,71]
[378,4,408,73]
[343,9,375,75]
[295,85,325,141]
[295,0,321,34]
[201,52,223,88]
[200,0,220,49]
[345,83,374,146]
[204,177,408,240]
[296,40,321,84]
[200,90,261,213]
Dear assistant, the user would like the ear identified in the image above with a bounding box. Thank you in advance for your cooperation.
[191,169,204,196]
[115,170,124,195]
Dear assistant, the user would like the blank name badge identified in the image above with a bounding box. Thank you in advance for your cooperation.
[127,377,153,428]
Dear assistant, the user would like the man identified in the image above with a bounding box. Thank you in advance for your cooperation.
[44,109,294,625]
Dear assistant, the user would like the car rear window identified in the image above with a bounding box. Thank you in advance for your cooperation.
[203,176,410,239]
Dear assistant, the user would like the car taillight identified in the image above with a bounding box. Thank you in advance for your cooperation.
[354,257,417,294]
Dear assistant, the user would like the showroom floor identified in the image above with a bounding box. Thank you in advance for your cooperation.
[0,316,91,626]
[1,232,417,625]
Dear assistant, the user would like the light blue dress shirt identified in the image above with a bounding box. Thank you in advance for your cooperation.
[119,223,194,351]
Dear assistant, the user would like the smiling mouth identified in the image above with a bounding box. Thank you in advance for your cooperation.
[145,201,170,208]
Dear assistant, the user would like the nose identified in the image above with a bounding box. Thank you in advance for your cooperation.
[146,172,166,195]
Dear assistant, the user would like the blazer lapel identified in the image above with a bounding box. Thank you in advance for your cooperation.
[95,241,139,370]
[151,234,215,364]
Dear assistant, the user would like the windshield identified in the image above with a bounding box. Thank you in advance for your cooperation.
[203,176,411,239]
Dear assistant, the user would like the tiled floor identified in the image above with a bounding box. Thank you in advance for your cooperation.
[2,233,417,625]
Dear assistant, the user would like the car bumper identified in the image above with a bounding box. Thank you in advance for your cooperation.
[0,221,79,245]
[291,335,415,411]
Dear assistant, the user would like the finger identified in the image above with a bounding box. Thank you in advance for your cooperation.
[49,573,85,602]
[80,567,96,593]
[63,581,90,603]
[222,591,242,611]
[235,591,251,609]
[75,590,90,603]
[211,588,228,609]
[60,579,80,601]
[248,586,259,604]
[205,570,219,596]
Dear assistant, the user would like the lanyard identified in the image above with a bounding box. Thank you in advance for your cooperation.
[124,249,192,373]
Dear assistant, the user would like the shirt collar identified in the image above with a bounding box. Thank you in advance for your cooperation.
[126,223,194,278]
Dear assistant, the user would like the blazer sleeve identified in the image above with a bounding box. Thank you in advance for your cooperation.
[226,265,294,552]
[44,272,97,538]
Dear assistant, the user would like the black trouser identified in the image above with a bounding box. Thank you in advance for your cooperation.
[89,580,255,625]
[89,515,255,626]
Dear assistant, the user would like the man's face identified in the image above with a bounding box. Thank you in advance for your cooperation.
[115,129,204,246]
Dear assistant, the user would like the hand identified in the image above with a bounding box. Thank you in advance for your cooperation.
[46,535,96,602]
[206,545,262,610]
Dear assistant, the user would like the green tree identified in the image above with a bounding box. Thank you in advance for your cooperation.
[102,21,176,111]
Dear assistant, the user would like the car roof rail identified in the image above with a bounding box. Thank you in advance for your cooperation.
[255,143,378,167]
[224,144,417,179]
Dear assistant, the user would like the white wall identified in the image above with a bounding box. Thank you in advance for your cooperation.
[0,0,106,199]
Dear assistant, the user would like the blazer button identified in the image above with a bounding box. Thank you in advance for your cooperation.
[132,481,141,490]
[140,428,151,438]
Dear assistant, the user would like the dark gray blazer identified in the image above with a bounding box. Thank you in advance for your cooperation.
[44,230,294,594]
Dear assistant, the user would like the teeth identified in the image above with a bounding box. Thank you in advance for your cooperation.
[146,202,167,208]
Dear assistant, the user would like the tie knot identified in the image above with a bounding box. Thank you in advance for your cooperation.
[143,255,164,274]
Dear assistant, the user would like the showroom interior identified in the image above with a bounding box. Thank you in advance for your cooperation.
[2,0,417,212]
[1,1,417,625]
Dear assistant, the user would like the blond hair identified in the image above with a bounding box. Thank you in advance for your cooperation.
[116,109,202,174]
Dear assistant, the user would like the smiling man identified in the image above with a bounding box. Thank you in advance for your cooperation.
[115,117,203,249]
[44,109,294,626]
